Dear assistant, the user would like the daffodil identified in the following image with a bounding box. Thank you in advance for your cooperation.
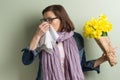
[83,14,112,39]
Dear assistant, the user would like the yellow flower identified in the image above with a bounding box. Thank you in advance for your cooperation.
[83,14,112,39]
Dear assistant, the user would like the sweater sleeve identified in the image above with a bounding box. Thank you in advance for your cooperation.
[81,50,100,73]
[21,46,38,65]
[73,32,100,73]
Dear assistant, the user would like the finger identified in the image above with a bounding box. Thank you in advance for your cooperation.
[45,26,50,31]
[39,23,49,30]
[38,22,49,29]
[42,25,50,32]
[40,25,50,34]
[40,22,49,27]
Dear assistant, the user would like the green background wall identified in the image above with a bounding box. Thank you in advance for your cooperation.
[0,0,120,80]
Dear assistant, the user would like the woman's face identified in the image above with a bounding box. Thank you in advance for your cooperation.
[43,11,61,32]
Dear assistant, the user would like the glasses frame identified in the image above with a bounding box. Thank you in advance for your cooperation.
[40,17,58,23]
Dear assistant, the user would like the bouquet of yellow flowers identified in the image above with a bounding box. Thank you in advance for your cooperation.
[83,14,112,39]
[83,14,117,66]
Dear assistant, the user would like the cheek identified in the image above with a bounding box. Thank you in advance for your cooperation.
[51,21,60,31]
[51,25,59,31]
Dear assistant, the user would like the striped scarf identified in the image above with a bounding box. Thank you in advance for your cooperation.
[41,31,84,80]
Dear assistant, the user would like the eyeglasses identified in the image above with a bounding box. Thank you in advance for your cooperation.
[40,17,58,23]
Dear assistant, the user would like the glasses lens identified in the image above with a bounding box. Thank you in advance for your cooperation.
[40,17,58,23]
[40,18,50,23]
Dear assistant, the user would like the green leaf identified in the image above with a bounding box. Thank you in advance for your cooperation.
[101,32,108,36]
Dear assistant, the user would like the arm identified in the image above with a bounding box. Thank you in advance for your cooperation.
[94,54,107,68]
[81,51,106,73]
[22,22,50,65]
[22,46,38,65]
[30,22,50,50]
[73,32,107,73]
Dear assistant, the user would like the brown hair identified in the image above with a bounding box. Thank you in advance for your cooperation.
[42,4,75,32]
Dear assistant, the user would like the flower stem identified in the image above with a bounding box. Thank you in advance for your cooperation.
[101,32,108,36]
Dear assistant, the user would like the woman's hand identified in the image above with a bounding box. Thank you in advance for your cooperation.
[94,53,108,68]
[101,53,108,62]
[35,22,50,37]
[29,22,50,50]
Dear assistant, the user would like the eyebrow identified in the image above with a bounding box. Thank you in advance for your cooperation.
[44,17,56,19]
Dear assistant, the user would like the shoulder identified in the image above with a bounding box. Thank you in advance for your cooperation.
[73,32,84,41]
[73,32,84,49]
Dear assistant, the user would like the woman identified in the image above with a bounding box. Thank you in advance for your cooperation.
[22,4,107,80]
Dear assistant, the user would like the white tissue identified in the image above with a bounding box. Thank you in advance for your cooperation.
[38,25,59,54]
